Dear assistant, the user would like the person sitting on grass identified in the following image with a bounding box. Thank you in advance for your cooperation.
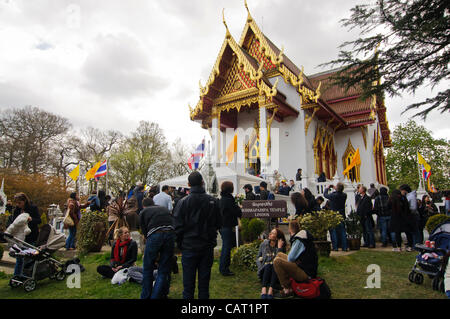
[256,228,287,299]
[97,226,138,279]
[273,220,318,298]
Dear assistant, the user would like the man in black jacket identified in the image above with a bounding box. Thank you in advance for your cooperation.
[140,197,175,299]
[243,184,256,200]
[324,183,348,251]
[173,171,222,299]
[356,186,375,248]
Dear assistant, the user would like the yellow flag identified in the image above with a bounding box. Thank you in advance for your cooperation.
[343,148,361,176]
[417,152,431,172]
[226,134,238,165]
[68,164,80,181]
[85,161,101,181]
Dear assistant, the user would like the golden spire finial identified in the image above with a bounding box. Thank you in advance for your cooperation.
[222,8,231,39]
[244,0,253,22]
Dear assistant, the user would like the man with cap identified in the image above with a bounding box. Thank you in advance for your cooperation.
[244,184,256,200]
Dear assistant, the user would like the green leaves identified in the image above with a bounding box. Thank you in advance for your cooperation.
[298,210,344,241]
[386,120,449,191]
[231,241,261,272]
[76,210,108,253]
[323,0,450,118]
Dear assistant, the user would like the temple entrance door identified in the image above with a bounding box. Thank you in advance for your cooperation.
[247,138,261,176]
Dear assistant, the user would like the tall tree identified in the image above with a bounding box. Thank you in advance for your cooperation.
[108,121,168,194]
[323,0,449,118]
[386,120,449,191]
[0,106,71,174]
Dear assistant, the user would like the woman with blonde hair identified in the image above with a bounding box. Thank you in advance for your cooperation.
[97,226,138,279]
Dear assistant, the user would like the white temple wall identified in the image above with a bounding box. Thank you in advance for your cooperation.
[267,76,309,181]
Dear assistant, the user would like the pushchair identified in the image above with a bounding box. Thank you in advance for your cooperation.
[408,220,450,293]
[0,224,68,292]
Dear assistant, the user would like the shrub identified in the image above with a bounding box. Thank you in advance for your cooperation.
[240,218,265,243]
[425,214,450,234]
[230,240,261,272]
[297,210,344,241]
[76,210,108,253]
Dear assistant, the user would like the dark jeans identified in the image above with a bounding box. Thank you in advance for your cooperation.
[378,216,396,245]
[394,232,414,248]
[405,232,418,248]
[65,226,77,249]
[219,227,234,274]
[14,257,24,277]
[181,248,214,299]
[362,218,375,247]
[330,222,348,250]
[418,226,425,244]
[97,265,116,279]
[141,231,175,299]
[260,264,280,288]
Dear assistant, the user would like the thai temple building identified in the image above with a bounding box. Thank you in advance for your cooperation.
[188,2,391,200]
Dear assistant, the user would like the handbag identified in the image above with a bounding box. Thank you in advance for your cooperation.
[111,268,129,285]
[63,209,75,227]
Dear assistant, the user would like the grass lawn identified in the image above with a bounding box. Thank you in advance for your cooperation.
[0,249,446,299]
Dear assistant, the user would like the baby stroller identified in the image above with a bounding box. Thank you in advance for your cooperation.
[0,224,68,292]
[408,220,450,293]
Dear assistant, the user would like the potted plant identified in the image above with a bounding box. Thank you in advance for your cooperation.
[345,209,363,250]
[297,210,344,257]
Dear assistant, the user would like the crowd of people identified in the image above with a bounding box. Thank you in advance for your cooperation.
[2,171,448,299]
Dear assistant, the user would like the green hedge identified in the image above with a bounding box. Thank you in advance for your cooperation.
[230,240,261,272]
[240,218,265,243]
[425,214,450,234]
[76,210,108,253]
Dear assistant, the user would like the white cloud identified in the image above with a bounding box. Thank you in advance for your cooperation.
[0,0,447,151]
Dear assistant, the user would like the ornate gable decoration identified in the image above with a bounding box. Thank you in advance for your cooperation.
[238,1,321,104]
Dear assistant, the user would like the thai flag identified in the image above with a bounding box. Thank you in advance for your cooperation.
[188,140,205,170]
[421,166,430,181]
[94,160,107,178]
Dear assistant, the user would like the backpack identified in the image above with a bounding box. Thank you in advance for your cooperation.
[290,277,331,299]
[267,192,275,200]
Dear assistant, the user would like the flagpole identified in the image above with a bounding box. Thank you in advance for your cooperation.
[417,152,424,191]
[105,162,108,196]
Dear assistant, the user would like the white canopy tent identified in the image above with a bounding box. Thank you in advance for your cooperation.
[158,166,265,195]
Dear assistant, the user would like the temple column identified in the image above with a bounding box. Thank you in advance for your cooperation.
[259,96,270,180]
[211,107,221,167]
